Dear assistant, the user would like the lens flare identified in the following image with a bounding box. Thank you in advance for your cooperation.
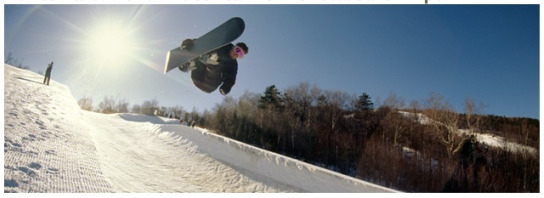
[85,21,137,67]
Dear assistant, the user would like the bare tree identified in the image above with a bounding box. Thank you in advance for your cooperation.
[132,104,141,114]
[381,92,406,146]
[283,83,315,151]
[5,52,29,69]
[98,96,116,114]
[167,105,185,119]
[465,97,486,135]
[284,82,317,128]
[141,99,159,115]
[5,52,15,64]
[425,92,459,157]
[77,96,93,111]
[317,90,349,133]
[407,99,422,122]
[116,98,130,113]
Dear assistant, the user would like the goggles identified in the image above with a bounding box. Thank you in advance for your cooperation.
[234,46,244,59]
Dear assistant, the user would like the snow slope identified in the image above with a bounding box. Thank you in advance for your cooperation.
[3,64,397,193]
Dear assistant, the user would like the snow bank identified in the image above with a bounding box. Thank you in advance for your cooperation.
[3,64,397,192]
[117,113,179,124]
[157,125,396,192]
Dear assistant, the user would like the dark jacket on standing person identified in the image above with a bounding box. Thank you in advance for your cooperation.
[43,62,53,85]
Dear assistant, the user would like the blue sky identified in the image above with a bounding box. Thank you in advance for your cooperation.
[3,4,540,118]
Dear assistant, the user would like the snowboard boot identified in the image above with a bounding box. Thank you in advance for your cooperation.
[178,60,196,73]
[181,39,195,49]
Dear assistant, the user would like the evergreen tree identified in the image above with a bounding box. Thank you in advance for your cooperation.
[258,85,284,109]
[356,92,374,111]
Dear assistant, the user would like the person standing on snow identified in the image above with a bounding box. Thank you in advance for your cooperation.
[43,61,53,86]
[178,39,248,95]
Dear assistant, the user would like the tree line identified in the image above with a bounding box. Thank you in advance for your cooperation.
[4,52,30,70]
[77,96,204,123]
[76,82,539,192]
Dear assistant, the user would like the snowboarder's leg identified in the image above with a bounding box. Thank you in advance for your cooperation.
[43,73,50,85]
[190,63,217,93]
[190,62,206,82]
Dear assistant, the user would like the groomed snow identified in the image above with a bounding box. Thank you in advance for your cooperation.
[3,64,398,193]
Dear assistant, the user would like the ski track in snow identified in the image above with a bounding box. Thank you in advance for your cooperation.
[3,64,397,193]
[4,65,113,192]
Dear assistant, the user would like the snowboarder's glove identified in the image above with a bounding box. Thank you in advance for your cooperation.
[200,53,219,65]
[219,86,230,95]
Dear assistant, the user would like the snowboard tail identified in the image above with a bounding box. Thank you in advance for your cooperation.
[164,17,245,74]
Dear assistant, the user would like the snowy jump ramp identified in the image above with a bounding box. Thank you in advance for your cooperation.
[4,64,398,192]
[157,124,396,192]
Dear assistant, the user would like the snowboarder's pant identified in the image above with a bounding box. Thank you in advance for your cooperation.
[43,73,51,85]
[191,62,221,93]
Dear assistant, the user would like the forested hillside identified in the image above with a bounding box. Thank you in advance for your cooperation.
[201,83,539,192]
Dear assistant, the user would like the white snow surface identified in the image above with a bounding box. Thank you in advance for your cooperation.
[3,64,397,193]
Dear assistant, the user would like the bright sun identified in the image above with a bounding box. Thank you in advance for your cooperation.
[85,21,137,66]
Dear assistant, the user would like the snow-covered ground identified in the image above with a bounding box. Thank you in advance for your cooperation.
[3,64,397,193]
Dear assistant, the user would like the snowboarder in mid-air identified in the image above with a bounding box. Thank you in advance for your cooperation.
[164,17,246,95]
[179,39,248,95]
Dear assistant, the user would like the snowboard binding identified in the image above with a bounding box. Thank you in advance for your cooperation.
[178,60,196,73]
[181,39,195,49]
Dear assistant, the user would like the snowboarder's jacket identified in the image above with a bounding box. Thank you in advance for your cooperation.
[191,43,238,94]
[45,64,53,76]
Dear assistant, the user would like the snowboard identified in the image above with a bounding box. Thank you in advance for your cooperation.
[164,17,245,74]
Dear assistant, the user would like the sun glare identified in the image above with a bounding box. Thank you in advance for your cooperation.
[86,21,137,67]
